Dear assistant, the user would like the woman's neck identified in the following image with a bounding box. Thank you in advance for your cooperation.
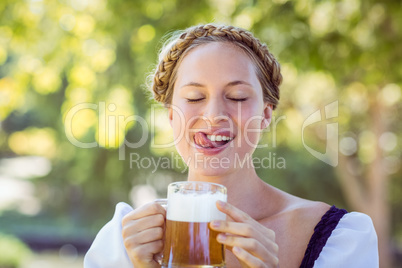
[187,166,280,220]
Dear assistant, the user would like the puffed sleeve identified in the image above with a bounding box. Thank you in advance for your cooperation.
[84,202,134,268]
[314,212,379,267]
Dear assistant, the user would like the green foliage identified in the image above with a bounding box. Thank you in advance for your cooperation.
[0,0,401,258]
[0,233,31,268]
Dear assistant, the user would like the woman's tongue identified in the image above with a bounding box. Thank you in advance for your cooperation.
[194,132,227,148]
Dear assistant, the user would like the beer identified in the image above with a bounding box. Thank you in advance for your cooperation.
[162,220,225,267]
[161,182,227,268]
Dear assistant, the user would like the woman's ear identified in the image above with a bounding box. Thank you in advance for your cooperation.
[261,103,273,129]
[168,106,173,128]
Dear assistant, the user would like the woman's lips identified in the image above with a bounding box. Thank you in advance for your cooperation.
[192,132,235,156]
[193,132,232,148]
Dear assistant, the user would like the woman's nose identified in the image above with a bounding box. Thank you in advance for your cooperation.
[203,98,229,125]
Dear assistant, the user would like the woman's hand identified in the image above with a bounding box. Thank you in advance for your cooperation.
[210,201,279,268]
[122,202,166,268]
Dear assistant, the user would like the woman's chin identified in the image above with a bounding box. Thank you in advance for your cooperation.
[190,165,233,178]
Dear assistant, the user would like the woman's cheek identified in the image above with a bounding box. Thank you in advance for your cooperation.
[241,114,263,148]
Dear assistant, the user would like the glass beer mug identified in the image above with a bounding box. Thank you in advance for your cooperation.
[157,181,227,268]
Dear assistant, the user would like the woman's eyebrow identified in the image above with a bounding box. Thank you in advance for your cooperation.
[181,80,252,89]
[181,82,205,88]
[226,80,252,87]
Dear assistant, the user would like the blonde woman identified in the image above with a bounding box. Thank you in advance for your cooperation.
[84,24,378,268]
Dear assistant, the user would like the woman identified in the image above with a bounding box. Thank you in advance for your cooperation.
[84,24,378,267]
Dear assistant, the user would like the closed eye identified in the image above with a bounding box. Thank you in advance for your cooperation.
[187,97,247,103]
[187,98,204,103]
[229,98,247,102]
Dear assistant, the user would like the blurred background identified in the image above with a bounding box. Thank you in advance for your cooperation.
[0,0,401,267]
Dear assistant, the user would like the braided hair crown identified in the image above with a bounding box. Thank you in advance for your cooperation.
[150,24,282,109]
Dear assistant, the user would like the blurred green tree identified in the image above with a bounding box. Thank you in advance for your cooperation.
[0,0,400,267]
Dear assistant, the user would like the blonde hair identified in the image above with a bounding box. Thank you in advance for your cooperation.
[150,24,282,109]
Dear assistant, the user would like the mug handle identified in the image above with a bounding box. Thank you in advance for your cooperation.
[155,198,167,210]
[154,199,167,265]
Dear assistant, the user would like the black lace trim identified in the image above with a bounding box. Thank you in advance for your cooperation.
[300,205,347,268]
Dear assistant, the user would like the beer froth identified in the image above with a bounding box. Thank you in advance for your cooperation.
[167,192,227,222]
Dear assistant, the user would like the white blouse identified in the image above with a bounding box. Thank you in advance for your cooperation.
[83,202,379,268]
[314,212,379,267]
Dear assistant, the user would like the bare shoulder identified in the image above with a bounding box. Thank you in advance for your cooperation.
[287,198,332,224]
[262,190,332,267]
[277,194,332,239]
[264,185,331,224]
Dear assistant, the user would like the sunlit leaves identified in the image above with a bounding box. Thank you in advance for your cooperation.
[0,46,7,65]
[0,77,25,120]
[380,84,401,107]
[68,65,96,87]
[343,82,369,115]
[358,130,377,164]
[143,1,164,20]
[0,26,13,46]
[59,13,76,31]
[147,105,175,156]
[137,24,156,43]
[90,48,115,72]
[0,0,401,247]
[72,14,95,38]
[95,85,135,148]
[64,105,97,141]
[32,67,61,94]
[8,127,57,158]
[309,1,336,37]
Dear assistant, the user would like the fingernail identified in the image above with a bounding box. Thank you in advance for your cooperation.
[217,200,226,207]
[211,220,220,228]
[233,246,241,254]
[217,234,226,242]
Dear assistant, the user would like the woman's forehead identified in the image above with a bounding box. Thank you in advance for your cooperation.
[175,42,259,87]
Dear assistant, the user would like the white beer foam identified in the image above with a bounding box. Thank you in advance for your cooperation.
[166,192,227,222]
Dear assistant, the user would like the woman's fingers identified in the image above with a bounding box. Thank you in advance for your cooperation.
[216,200,252,223]
[122,202,166,224]
[129,240,164,265]
[123,226,164,249]
[213,201,279,267]
[217,233,278,262]
[233,246,278,268]
[218,234,266,260]
[211,220,276,250]
[121,201,166,267]
[211,220,257,237]
[123,213,165,235]
[211,201,275,241]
